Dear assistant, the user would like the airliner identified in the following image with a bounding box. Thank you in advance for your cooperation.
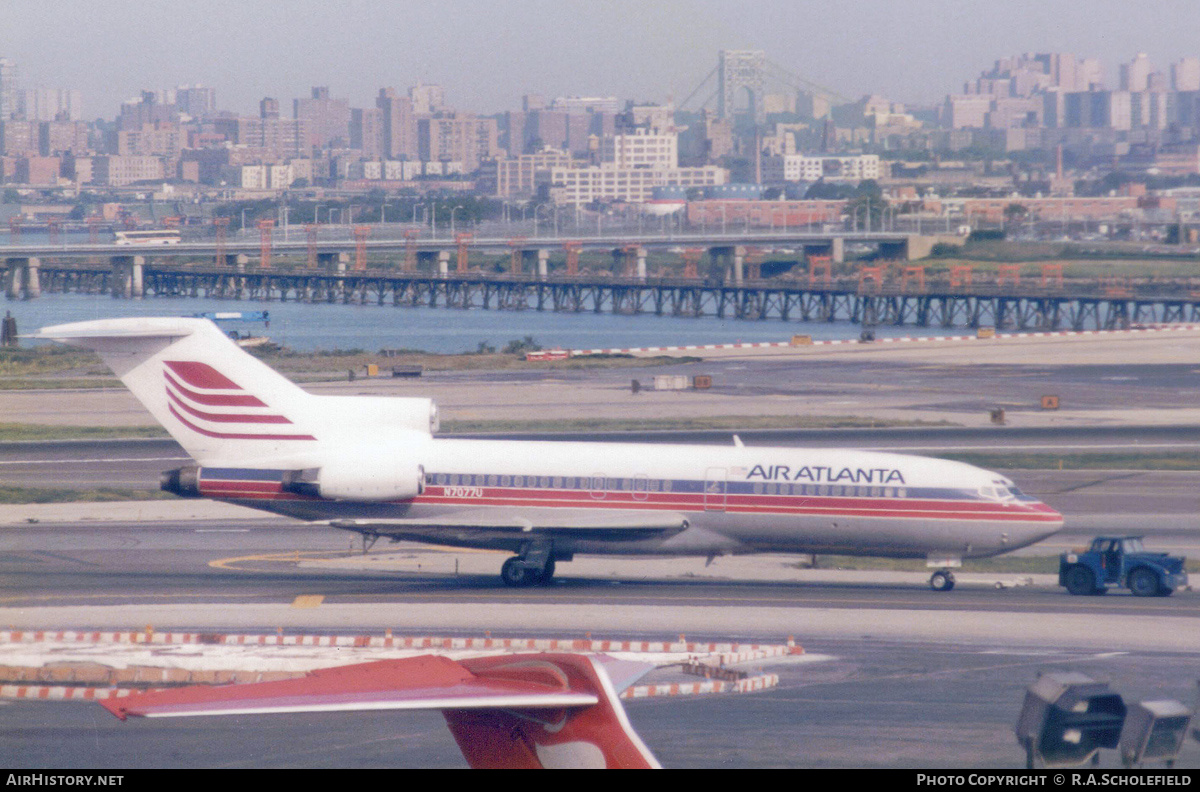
[36,317,1063,590]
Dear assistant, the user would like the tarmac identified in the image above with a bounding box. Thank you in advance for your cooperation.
[6,325,1200,429]
[2,324,1196,589]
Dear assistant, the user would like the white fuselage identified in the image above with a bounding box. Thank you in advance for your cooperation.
[195,436,1063,560]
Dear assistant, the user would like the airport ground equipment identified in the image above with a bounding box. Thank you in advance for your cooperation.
[1059,536,1187,597]
[1016,671,1126,768]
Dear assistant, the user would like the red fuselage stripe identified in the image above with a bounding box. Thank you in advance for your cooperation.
[198,481,1061,522]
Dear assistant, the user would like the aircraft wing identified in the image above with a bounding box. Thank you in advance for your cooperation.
[100,653,660,769]
[330,508,689,537]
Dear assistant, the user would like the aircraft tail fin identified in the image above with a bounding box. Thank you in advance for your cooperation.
[35,317,318,466]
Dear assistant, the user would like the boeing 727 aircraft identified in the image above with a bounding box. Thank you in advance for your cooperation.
[36,317,1063,590]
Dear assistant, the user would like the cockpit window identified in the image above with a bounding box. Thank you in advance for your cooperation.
[979,484,1018,501]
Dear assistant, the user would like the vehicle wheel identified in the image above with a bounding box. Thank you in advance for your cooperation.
[1064,565,1098,596]
[536,558,557,586]
[501,557,537,588]
[929,570,955,592]
[1128,567,1160,598]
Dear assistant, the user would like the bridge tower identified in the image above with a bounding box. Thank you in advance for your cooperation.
[508,237,528,274]
[718,50,766,124]
[354,225,371,271]
[305,223,318,269]
[257,219,274,269]
[403,229,419,272]
[455,232,473,273]
[213,217,230,267]
[563,241,582,276]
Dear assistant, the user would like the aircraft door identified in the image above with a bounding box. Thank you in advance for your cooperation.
[589,473,606,500]
[704,467,727,512]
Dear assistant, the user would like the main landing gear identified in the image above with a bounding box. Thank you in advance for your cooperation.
[500,541,558,587]
[929,569,956,592]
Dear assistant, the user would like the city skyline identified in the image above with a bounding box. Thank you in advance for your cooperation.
[6,0,1200,117]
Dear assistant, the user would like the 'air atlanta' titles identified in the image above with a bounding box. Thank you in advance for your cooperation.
[746,464,906,485]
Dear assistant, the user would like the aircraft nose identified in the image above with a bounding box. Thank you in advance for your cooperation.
[1024,498,1065,538]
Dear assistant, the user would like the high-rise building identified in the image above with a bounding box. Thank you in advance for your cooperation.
[416,113,498,171]
[350,107,384,159]
[174,85,216,118]
[550,96,620,115]
[212,114,308,161]
[1077,58,1105,90]
[1172,58,1200,92]
[119,92,178,130]
[0,58,17,121]
[375,88,416,159]
[16,88,82,122]
[409,83,444,115]
[600,128,678,169]
[293,86,351,151]
[1120,53,1153,92]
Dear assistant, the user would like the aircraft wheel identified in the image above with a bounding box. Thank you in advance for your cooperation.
[536,558,557,586]
[501,557,538,588]
[929,570,955,592]
[1064,565,1098,596]
[1128,567,1160,598]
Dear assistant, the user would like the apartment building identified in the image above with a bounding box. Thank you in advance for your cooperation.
[762,153,881,182]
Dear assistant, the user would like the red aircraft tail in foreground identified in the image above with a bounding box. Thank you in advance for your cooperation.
[100,652,660,769]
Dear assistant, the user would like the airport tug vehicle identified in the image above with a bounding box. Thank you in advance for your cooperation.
[1059,536,1188,597]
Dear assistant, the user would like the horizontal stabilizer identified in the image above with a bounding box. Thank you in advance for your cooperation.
[32,318,197,344]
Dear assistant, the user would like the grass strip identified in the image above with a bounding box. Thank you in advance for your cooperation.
[0,486,171,505]
[0,423,169,441]
[937,451,1200,471]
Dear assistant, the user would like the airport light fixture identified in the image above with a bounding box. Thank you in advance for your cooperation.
[1015,671,1126,768]
[1119,699,1193,768]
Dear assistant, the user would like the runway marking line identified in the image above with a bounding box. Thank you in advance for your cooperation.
[208,551,343,570]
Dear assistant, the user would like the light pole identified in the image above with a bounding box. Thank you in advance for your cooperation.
[450,205,464,237]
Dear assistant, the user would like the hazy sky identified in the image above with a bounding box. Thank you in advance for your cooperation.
[6,0,1200,118]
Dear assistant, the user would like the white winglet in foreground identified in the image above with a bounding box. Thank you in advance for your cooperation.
[37,317,1063,590]
[100,652,661,769]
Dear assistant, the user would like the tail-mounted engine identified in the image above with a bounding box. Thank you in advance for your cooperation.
[160,465,201,497]
[281,458,425,502]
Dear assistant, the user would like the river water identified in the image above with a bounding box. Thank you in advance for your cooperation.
[5,230,961,352]
[3,291,968,354]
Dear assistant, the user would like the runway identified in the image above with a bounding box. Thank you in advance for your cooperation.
[3,509,1200,769]
[9,425,1200,488]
